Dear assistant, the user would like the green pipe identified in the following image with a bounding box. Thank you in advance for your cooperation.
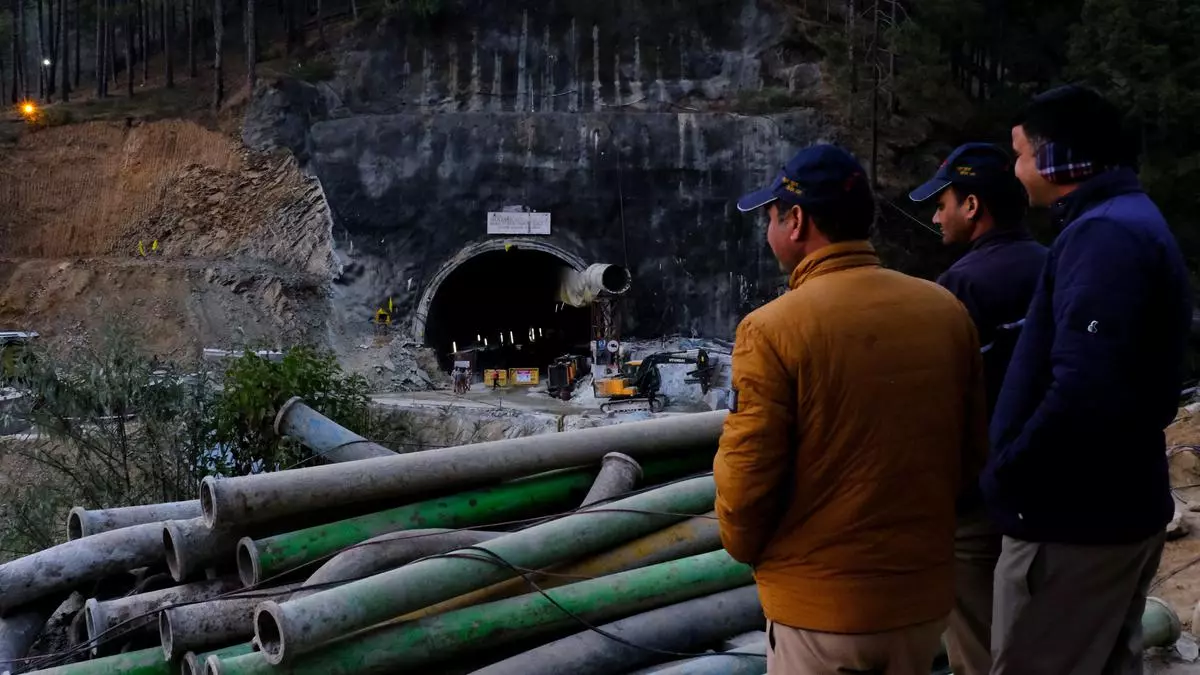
[237,468,596,586]
[208,549,750,675]
[21,647,168,675]
[183,644,253,675]
[1144,597,1182,648]
[254,475,717,664]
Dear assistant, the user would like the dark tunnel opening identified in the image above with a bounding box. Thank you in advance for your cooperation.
[425,249,593,373]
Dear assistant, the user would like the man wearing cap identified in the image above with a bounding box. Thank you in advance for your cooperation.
[985,86,1191,674]
[714,144,988,674]
[908,144,1047,675]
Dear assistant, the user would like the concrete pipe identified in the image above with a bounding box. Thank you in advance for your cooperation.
[0,523,165,616]
[470,585,762,675]
[253,475,716,664]
[0,596,61,674]
[296,529,503,598]
[236,468,593,587]
[207,550,750,675]
[183,644,254,675]
[68,502,202,541]
[18,646,168,674]
[1144,596,1182,648]
[273,398,395,463]
[557,264,633,308]
[201,409,725,530]
[163,519,250,584]
[401,511,721,621]
[84,578,242,655]
[634,640,767,675]
[161,586,300,661]
[579,453,642,507]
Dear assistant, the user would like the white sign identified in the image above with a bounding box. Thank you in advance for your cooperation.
[487,212,551,235]
[607,340,621,354]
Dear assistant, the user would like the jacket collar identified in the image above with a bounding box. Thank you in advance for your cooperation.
[968,227,1035,252]
[1050,168,1143,228]
[788,241,880,290]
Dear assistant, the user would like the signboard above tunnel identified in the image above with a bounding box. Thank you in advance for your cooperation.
[487,212,552,235]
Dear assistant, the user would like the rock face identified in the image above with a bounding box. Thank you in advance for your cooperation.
[246,0,826,342]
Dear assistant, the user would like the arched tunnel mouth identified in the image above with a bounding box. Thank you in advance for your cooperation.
[424,249,593,373]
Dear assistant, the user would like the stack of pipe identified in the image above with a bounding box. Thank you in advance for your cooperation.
[0,400,1180,675]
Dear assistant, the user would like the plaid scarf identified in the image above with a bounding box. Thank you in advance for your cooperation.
[1036,142,1101,184]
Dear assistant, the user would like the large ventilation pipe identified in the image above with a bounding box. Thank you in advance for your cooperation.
[557,264,632,308]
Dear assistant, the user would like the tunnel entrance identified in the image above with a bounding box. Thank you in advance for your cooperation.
[423,248,593,373]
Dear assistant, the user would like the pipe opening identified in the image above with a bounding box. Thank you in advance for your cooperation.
[67,508,86,541]
[200,478,217,528]
[159,611,175,660]
[83,599,102,647]
[182,653,202,675]
[255,605,285,663]
[236,538,259,588]
[204,654,225,675]
[600,265,632,294]
[424,249,592,372]
[164,526,184,582]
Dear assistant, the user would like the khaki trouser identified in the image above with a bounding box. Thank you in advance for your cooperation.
[945,511,1002,675]
[991,532,1165,675]
[766,617,946,675]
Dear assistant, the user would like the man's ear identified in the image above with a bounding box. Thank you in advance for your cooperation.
[964,194,980,221]
[790,205,807,243]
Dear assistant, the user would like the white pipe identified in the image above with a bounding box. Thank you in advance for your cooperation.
[558,264,633,307]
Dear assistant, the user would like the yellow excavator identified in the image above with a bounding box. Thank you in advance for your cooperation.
[594,349,714,413]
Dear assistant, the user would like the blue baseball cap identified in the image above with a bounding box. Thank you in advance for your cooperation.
[737,144,869,213]
[909,143,1015,203]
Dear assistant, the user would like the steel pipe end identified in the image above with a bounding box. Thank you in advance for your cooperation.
[273,396,305,437]
[236,537,261,588]
[200,477,220,529]
[598,264,632,294]
[83,598,106,655]
[182,651,204,675]
[159,610,176,661]
[602,452,644,481]
[254,602,288,665]
[67,507,89,541]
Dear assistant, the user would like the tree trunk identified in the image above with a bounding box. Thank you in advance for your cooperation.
[59,0,69,100]
[316,0,324,45]
[350,0,357,20]
[211,0,221,108]
[244,0,253,91]
[95,0,105,97]
[125,0,134,95]
[846,0,857,94]
[108,11,117,86]
[47,0,57,95]
[139,0,147,84]
[283,0,294,56]
[73,0,80,87]
[869,0,880,187]
[10,0,19,102]
[163,0,172,86]
[187,0,194,76]
[36,0,45,99]
[887,0,896,113]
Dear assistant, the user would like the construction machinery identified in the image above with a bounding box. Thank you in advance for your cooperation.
[594,349,715,414]
[546,354,588,400]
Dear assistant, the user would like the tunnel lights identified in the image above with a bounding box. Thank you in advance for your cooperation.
[42,58,51,66]
[539,328,543,337]
[484,338,488,346]
[510,331,515,345]
[452,341,458,354]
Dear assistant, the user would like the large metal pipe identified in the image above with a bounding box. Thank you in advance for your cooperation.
[19,646,168,675]
[401,512,721,621]
[632,640,768,675]
[84,579,243,655]
[0,596,61,674]
[469,585,762,675]
[273,398,395,462]
[183,644,254,675]
[579,453,642,507]
[68,502,202,541]
[201,409,726,530]
[0,523,164,615]
[236,468,594,587]
[297,529,503,596]
[206,550,750,675]
[557,264,633,308]
[253,475,716,664]
[160,586,301,661]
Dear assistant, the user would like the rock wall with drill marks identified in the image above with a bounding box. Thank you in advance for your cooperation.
[244,0,826,341]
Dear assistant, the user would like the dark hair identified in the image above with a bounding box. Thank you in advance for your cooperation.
[949,179,1027,229]
[781,183,876,243]
[1014,85,1138,169]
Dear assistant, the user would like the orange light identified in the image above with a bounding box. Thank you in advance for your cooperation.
[20,102,36,116]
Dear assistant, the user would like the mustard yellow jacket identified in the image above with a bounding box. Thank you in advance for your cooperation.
[714,242,988,634]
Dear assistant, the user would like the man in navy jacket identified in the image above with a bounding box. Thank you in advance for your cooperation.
[985,85,1192,674]
[910,143,1047,675]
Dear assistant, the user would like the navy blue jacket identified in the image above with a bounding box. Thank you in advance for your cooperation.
[983,169,1192,544]
[938,229,1048,418]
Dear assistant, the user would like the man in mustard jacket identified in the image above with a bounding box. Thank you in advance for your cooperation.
[715,145,988,674]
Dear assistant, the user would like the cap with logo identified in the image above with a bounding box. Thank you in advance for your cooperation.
[737,144,869,213]
[908,143,1015,203]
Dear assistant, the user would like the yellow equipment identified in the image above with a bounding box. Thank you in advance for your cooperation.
[594,349,714,414]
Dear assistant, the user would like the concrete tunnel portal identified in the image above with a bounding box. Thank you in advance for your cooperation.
[418,241,632,374]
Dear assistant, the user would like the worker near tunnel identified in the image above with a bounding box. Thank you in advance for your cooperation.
[714,144,988,674]
[984,85,1192,675]
[907,142,1047,675]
